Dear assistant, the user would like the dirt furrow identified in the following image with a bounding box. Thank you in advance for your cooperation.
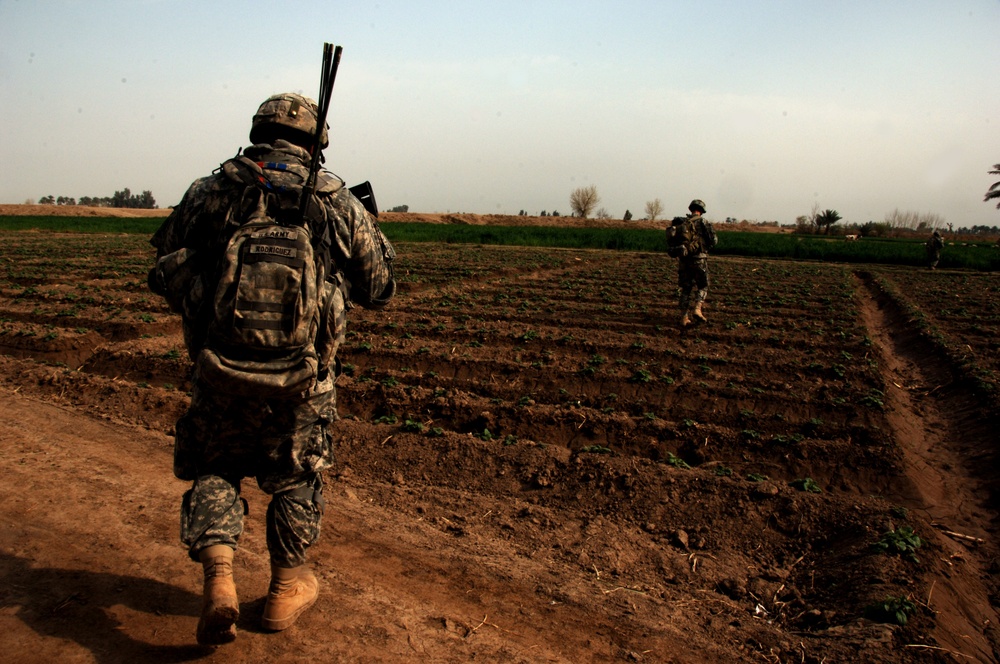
[854,271,1000,660]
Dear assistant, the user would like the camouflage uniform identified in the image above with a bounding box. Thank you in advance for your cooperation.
[676,216,716,313]
[151,139,395,567]
[926,230,944,269]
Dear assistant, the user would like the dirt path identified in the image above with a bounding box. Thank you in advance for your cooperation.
[854,272,999,660]
[0,390,720,664]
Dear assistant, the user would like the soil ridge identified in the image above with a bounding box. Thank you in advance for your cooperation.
[855,270,999,659]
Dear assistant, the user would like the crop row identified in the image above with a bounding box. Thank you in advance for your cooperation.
[865,266,1000,400]
[332,245,894,488]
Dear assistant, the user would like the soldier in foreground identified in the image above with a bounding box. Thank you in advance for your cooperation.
[666,199,717,327]
[926,229,944,269]
[149,91,395,645]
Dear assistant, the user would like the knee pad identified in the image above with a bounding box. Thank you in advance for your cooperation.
[266,477,325,567]
[180,476,245,559]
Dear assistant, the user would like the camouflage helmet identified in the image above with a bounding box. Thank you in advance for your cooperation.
[689,199,706,214]
[249,93,328,149]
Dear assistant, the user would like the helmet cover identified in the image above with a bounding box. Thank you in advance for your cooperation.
[250,93,329,148]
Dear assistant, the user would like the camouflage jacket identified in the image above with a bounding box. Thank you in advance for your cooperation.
[150,140,396,366]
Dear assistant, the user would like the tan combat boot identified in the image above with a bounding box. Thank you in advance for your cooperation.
[261,565,319,631]
[692,302,707,323]
[196,545,239,646]
[680,311,692,327]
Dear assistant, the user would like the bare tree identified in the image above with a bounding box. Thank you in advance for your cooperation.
[884,208,945,231]
[644,198,663,221]
[569,185,600,218]
[986,163,1000,209]
[794,203,820,234]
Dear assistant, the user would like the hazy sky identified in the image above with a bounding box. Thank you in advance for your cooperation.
[2,0,999,227]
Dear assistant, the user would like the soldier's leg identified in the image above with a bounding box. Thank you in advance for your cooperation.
[265,473,324,567]
[678,288,691,311]
[181,474,245,560]
[677,264,691,309]
[261,473,324,630]
[180,475,245,645]
[692,260,710,322]
[678,264,694,326]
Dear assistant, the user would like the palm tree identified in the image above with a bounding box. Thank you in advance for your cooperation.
[815,209,842,235]
[985,164,1000,209]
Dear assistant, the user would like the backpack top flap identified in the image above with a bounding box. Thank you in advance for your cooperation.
[222,156,304,225]
[221,154,339,270]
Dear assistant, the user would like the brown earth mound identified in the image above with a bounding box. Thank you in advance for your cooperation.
[0,204,171,218]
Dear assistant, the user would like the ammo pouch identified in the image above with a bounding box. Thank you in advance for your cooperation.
[154,247,205,320]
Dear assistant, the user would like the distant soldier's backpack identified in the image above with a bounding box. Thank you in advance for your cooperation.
[666,216,702,258]
[195,155,342,398]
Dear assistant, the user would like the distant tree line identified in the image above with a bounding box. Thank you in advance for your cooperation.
[37,187,157,209]
[352,161,1000,229]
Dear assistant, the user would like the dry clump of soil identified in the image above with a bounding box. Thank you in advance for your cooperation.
[0,216,997,663]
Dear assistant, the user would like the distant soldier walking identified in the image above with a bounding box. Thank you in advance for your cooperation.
[148,85,396,645]
[926,229,944,269]
[666,199,717,327]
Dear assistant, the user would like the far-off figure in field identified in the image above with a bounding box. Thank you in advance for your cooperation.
[666,199,717,327]
[926,229,944,269]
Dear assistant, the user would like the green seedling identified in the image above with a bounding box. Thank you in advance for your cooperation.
[860,389,885,409]
[401,419,424,433]
[631,369,652,383]
[873,526,922,562]
[665,453,690,469]
[790,477,822,493]
[864,596,916,626]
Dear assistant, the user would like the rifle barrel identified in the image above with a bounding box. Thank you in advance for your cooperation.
[300,42,343,221]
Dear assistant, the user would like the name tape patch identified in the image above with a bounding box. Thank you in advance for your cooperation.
[250,244,297,258]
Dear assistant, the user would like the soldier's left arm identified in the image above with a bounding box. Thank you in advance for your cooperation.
[327,191,396,309]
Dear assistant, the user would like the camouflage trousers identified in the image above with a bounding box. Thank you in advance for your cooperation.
[174,374,336,567]
[678,257,709,310]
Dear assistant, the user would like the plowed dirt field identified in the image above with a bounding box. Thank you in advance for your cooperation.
[0,214,997,663]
